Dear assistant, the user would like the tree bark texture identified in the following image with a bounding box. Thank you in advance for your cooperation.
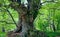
[7,0,47,37]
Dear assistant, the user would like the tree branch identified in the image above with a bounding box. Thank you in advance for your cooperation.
[6,9,18,27]
[41,1,57,4]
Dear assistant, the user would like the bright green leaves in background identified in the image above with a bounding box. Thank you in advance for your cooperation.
[0,7,18,32]
[34,0,60,32]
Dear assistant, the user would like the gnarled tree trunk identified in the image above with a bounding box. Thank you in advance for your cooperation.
[7,0,47,37]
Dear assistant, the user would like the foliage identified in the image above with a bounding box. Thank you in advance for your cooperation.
[34,0,60,32]
[0,0,60,37]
